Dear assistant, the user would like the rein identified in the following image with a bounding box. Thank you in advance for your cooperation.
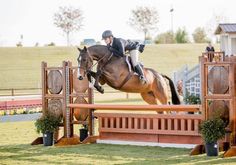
[86,48,114,74]
[78,49,111,76]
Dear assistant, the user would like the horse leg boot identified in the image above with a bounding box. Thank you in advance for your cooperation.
[94,70,104,94]
[135,64,147,84]
[87,70,104,94]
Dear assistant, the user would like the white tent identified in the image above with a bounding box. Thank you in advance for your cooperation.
[215,23,236,56]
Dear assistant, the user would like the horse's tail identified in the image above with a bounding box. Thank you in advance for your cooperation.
[162,75,180,105]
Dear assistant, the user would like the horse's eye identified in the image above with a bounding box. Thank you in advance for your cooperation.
[82,59,86,62]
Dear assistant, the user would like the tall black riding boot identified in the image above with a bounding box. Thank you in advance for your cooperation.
[135,65,147,84]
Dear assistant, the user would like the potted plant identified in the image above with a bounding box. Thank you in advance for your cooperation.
[199,118,226,156]
[80,124,88,142]
[35,114,61,146]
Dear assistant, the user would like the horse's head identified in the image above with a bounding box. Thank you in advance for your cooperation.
[77,46,93,80]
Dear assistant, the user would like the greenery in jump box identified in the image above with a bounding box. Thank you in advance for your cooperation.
[199,118,226,143]
[35,114,61,134]
[35,113,61,146]
[199,117,226,156]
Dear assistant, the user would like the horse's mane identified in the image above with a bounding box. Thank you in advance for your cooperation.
[88,45,108,50]
[88,45,110,54]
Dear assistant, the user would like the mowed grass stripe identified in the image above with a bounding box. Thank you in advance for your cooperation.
[0,44,219,89]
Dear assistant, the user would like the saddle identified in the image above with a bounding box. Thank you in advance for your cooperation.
[125,56,143,74]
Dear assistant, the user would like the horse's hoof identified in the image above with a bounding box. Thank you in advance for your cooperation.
[96,86,104,94]
[100,89,104,94]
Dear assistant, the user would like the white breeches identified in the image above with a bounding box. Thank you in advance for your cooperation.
[129,49,139,66]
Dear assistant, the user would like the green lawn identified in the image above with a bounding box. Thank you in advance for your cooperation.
[0,121,236,164]
[0,44,219,90]
[2,44,236,164]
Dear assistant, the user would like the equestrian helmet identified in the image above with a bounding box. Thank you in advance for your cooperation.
[102,30,113,39]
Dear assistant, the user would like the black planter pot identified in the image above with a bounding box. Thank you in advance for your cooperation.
[80,128,88,142]
[205,142,218,156]
[43,132,54,146]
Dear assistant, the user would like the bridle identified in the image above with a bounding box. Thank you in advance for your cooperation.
[78,49,113,77]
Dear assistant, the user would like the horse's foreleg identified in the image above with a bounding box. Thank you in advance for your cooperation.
[87,70,104,94]
[87,71,93,83]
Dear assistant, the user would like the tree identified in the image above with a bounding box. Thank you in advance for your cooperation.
[192,27,208,43]
[54,6,83,46]
[155,31,175,44]
[128,6,159,40]
[175,28,189,43]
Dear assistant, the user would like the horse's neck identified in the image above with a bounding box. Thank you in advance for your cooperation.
[89,47,109,61]
[89,46,127,72]
[92,53,105,61]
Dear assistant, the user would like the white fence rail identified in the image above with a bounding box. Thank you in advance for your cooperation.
[173,64,200,99]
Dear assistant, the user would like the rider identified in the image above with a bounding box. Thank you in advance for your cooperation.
[102,30,147,84]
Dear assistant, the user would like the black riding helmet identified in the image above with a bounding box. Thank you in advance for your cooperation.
[102,30,113,39]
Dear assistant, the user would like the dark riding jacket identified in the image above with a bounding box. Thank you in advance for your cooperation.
[108,37,139,57]
[206,46,215,52]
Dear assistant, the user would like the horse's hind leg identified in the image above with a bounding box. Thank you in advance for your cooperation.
[152,78,169,105]
[141,92,164,114]
[141,92,157,105]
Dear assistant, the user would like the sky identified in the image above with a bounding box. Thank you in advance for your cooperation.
[0,0,236,46]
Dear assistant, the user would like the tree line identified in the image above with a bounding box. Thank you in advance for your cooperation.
[155,27,209,44]
[53,6,225,45]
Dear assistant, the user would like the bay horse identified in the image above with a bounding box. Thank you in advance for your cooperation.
[77,45,180,105]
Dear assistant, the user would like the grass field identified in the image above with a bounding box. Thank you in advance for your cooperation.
[2,44,236,164]
[0,121,236,165]
[0,44,219,90]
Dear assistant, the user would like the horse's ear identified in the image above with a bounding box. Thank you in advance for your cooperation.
[84,46,87,52]
[77,47,82,52]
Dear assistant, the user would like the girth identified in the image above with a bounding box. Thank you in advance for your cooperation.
[116,72,133,90]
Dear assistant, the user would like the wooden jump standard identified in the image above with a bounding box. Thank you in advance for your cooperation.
[190,52,236,157]
[31,61,97,146]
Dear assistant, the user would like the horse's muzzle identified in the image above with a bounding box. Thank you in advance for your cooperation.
[78,76,83,80]
[77,68,83,80]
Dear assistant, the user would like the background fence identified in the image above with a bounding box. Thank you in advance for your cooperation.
[172,64,200,99]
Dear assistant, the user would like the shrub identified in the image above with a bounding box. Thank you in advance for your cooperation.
[155,31,175,44]
[199,118,226,143]
[13,110,17,115]
[184,94,201,104]
[35,114,61,134]
[175,28,189,43]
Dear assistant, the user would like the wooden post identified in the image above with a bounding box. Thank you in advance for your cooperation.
[200,56,207,120]
[41,62,47,115]
[88,84,94,136]
[62,61,68,138]
[68,61,74,136]
[229,61,236,145]
[126,93,129,99]
[11,89,14,101]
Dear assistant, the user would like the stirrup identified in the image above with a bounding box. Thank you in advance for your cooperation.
[139,76,147,84]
